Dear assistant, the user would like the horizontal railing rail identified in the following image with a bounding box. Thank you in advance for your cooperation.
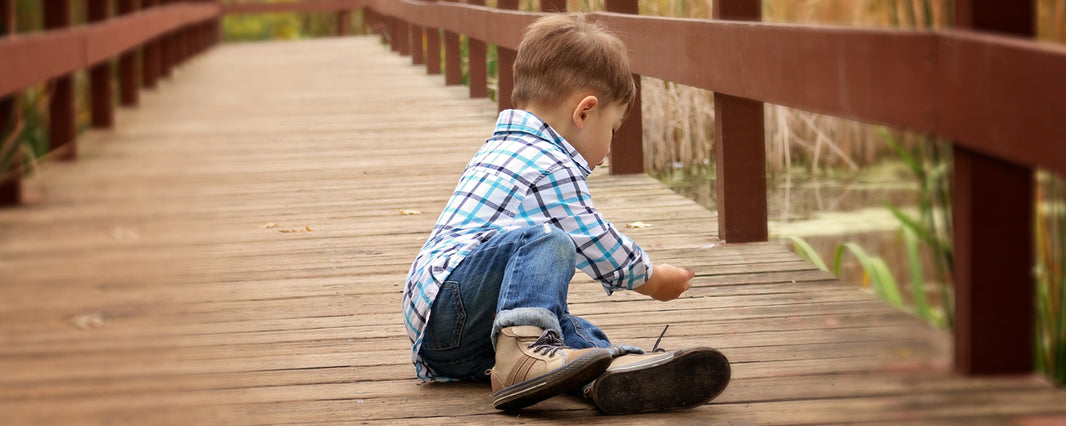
[3,0,1062,380]
[0,0,221,206]
[0,3,219,98]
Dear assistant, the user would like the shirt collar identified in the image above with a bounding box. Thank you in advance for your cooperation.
[493,109,592,177]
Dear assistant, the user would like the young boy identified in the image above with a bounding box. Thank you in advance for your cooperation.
[402,14,729,414]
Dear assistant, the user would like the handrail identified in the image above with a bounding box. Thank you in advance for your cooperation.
[0,0,222,206]
[364,0,1066,178]
[0,3,220,98]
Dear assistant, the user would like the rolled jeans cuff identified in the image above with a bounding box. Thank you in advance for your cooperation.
[491,307,562,350]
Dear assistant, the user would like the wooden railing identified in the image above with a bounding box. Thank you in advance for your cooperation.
[3,0,1065,379]
[0,0,221,203]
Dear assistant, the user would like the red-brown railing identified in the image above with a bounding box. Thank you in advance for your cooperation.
[0,0,221,203]
[3,0,1065,378]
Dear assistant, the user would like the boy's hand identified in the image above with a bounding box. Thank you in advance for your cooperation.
[635,264,695,301]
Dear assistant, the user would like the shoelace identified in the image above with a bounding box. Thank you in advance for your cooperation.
[528,329,569,357]
[651,324,670,353]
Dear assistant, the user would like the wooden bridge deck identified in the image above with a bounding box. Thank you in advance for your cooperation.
[2,36,1066,425]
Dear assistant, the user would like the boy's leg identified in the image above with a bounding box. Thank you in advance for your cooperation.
[559,311,611,349]
[481,224,612,410]
[417,255,503,381]
[490,224,575,339]
[419,224,610,396]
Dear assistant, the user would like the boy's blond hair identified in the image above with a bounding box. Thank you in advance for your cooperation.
[511,14,635,111]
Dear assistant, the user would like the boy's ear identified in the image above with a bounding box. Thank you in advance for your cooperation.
[571,95,599,130]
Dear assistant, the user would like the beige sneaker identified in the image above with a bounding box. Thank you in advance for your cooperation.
[490,326,612,410]
[585,346,731,414]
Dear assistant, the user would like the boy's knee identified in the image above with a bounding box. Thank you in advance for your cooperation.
[535,223,576,258]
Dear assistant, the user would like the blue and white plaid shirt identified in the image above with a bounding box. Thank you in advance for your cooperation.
[402,109,653,381]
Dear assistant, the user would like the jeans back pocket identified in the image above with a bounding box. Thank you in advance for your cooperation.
[421,281,467,351]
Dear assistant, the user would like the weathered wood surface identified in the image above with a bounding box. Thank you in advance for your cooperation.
[2,37,1065,425]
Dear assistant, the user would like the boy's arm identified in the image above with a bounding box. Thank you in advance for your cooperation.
[634,264,694,301]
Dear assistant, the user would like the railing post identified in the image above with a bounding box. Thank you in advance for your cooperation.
[466,0,488,98]
[161,0,177,79]
[117,0,139,106]
[1,0,19,206]
[88,0,114,129]
[387,16,399,52]
[44,0,76,160]
[426,26,441,75]
[712,0,767,242]
[364,8,383,39]
[411,24,425,65]
[604,0,643,175]
[952,0,1036,375]
[443,1,462,85]
[143,0,161,89]
[212,0,223,47]
[396,17,410,56]
[338,9,351,36]
[495,0,519,110]
[178,1,190,67]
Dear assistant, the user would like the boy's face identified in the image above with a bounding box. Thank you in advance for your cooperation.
[571,99,627,171]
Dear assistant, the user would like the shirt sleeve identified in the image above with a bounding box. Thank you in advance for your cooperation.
[527,165,653,295]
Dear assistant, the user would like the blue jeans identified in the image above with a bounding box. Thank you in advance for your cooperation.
[418,224,612,382]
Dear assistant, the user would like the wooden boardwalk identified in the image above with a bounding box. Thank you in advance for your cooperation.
[2,36,1066,425]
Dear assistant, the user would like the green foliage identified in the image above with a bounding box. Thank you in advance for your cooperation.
[1036,173,1066,386]
[880,127,955,329]
[833,242,905,309]
[224,13,303,41]
[789,236,829,271]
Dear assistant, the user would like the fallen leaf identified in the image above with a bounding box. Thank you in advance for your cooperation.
[626,221,652,229]
[400,209,423,216]
[305,226,314,232]
[71,312,105,329]
[110,226,140,241]
[259,223,278,229]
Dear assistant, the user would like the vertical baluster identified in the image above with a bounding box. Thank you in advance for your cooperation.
[143,0,161,89]
[0,0,19,205]
[604,0,643,175]
[952,0,1036,375]
[88,0,114,129]
[712,0,767,242]
[338,9,351,36]
[396,16,410,56]
[411,24,425,65]
[44,0,76,160]
[443,1,461,85]
[494,0,518,111]
[161,0,175,79]
[466,0,487,98]
[425,7,442,76]
[117,0,139,106]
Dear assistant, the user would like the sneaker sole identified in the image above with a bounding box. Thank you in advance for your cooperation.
[492,348,613,411]
[591,347,730,415]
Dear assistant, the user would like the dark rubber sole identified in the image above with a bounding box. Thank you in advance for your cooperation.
[591,347,731,415]
[492,348,613,411]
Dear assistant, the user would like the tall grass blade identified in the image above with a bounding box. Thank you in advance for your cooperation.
[789,236,829,271]
[902,225,936,326]
[834,242,905,309]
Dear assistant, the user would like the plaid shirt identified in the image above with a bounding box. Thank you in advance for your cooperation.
[402,109,653,381]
